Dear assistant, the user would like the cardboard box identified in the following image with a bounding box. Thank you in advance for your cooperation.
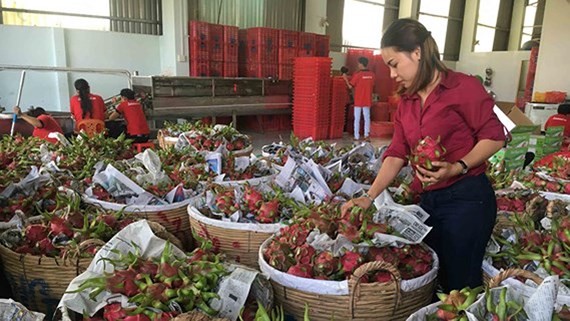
[496,104,541,134]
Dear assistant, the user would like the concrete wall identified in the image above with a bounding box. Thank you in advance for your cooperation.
[533,1,570,95]
[0,25,161,111]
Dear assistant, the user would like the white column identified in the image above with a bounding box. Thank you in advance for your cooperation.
[160,0,189,76]
[305,0,327,35]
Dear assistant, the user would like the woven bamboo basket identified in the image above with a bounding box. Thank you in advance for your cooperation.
[0,222,180,316]
[188,204,281,269]
[84,197,195,250]
[260,239,438,321]
[157,129,254,157]
[488,268,543,288]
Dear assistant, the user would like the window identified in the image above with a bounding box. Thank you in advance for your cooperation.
[418,0,465,61]
[342,0,399,50]
[0,0,162,35]
[473,0,513,52]
[521,0,544,48]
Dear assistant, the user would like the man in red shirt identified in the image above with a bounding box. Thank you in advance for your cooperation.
[544,103,570,136]
[13,106,63,144]
[108,88,150,143]
[343,57,375,141]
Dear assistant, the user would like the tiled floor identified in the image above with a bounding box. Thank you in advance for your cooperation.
[243,130,392,154]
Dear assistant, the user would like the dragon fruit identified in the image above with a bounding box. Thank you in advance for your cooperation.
[341,251,364,275]
[24,224,48,243]
[49,216,74,237]
[103,303,128,320]
[313,251,340,277]
[287,263,313,278]
[243,185,263,212]
[410,136,446,170]
[215,190,237,215]
[256,199,280,223]
[294,244,316,265]
[367,247,399,266]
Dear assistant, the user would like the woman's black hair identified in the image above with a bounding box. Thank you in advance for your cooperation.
[120,88,136,100]
[74,78,92,118]
[26,106,47,118]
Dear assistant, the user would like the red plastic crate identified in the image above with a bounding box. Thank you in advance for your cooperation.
[190,60,210,77]
[315,34,330,57]
[238,64,248,77]
[298,32,317,57]
[210,61,224,77]
[279,30,299,48]
[223,62,238,77]
[246,27,279,64]
[238,29,248,64]
[209,23,224,62]
[189,21,209,41]
[278,47,297,65]
[247,63,279,78]
[278,64,293,80]
[370,121,394,138]
[371,102,390,121]
[189,39,209,61]
[223,25,238,44]
[223,26,239,62]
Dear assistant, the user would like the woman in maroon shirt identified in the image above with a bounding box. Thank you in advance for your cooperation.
[342,19,506,291]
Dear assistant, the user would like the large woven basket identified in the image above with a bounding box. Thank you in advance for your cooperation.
[259,238,438,321]
[188,204,281,269]
[157,130,254,157]
[84,197,195,250]
[0,222,181,316]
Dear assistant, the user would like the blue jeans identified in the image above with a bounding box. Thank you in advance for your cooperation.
[420,174,496,292]
[353,106,370,139]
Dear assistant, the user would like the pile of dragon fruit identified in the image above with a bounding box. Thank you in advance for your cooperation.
[263,201,434,281]
[162,120,251,153]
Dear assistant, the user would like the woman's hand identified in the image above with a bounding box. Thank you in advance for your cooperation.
[415,161,462,186]
[341,196,374,217]
[13,106,22,116]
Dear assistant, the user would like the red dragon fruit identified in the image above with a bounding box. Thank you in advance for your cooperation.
[264,241,294,271]
[338,221,361,243]
[37,238,57,255]
[367,247,400,266]
[243,185,263,212]
[215,190,238,215]
[564,183,570,195]
[341,251,364,276]
[313,251,340,277]
[256,199,280,223]
[49,216,74,237]
[287,263,313,278]
[410,136,446,170]
[25,224,48,243]
[123,314,152,321]
[103,303,128,320]
[294,244,316,265]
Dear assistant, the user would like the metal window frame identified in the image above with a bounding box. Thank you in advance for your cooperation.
[0,2,162,35]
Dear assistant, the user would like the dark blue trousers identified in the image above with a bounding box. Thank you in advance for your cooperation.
[420,174,496,292]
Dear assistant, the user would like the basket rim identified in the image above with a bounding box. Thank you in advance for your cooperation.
[82,194,198,212]
[187,203,283,233]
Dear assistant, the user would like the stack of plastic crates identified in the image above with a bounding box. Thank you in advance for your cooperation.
[223,25,239,77]
[292,57,332,140]
[329,77,349,139]
[188,21,210,76]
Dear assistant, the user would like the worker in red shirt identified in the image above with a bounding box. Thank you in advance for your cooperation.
[342,19,505,292]
[13,106,63,144]
[544,103,570,136]
[108,88,150,143]
[343,57,375,141]
[70,78,106,132]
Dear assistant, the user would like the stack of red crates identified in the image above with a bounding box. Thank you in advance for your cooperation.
[189,21,210,77]
[292,57,332,140]
[278,30,298,80]
[298,32,316,57]
[315,34,330,57]
[223,25,239,77]
[329,76,349,139]
[373,54,398,102]
[209,23,224,77]
[242,27,279,78]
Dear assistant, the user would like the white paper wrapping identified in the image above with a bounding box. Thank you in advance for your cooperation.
[258,237,439,296]
[83,194,198,212]
[0,299,45,321]
[187,205,283,233]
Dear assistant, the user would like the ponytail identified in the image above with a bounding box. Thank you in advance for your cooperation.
[74,79,93,118]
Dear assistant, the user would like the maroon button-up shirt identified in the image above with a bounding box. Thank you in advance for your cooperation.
[383,70,506,192]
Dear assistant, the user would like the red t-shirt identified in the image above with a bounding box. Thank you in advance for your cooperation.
[116,100,149,136]
[545,114,570,136]
[383,70,506,192]
[70,94,106,130]
[33,114,63,144]
[350,70,375,107]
